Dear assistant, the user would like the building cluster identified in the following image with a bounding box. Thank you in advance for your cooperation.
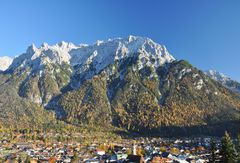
[0,136,217,163]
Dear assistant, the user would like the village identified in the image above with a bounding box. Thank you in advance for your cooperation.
[0,131,220,163]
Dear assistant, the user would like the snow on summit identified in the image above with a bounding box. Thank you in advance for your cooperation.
[7,36,175,74]
[0,56,13,71]
[205,70,230,84]
[70,35,175,74]
[8,41,79,71]
[205,70,240,93]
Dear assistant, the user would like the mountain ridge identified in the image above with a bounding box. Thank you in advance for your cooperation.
[5,36,176,106]
[7,36,174,72]
[205,70,240,93]
[0,36,239,136]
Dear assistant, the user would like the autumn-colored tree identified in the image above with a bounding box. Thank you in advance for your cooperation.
[170,147,180,155]
[136,147,145,156]
[48,157,57,163]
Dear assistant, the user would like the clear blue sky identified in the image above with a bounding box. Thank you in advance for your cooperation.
[0,0,239,81]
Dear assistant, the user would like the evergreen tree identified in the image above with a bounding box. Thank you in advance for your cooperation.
[220,131,237,163]
[210,138,217,163]
[237,134,240,163]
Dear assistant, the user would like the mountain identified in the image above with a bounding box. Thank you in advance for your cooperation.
[0,56,13,71]
[6,36,174,106]
[0,36,240,136]
[205,70,240,93]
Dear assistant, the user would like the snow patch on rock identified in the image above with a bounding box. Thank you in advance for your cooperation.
[195,79,204,90]
[0,56,13,71]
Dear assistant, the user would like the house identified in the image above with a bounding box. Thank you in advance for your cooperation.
[196,158,207,163]
[96,149,105,156]
[150,156,172,163]
[15,142,32,149]
[63,157,71,163]
[116,153,128,160]
[106,154,118,162]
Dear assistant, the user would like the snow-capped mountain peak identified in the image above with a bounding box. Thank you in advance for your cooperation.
[205,70,230,84]
[8,41,80,71]
[128,35,137,42]
[26,44,38,54]
[205,70,240,93]
[7,36,175,77]
[0,56,13,71]
[70,36,175,76]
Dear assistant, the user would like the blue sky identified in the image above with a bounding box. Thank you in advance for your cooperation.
[0,0,240,81]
